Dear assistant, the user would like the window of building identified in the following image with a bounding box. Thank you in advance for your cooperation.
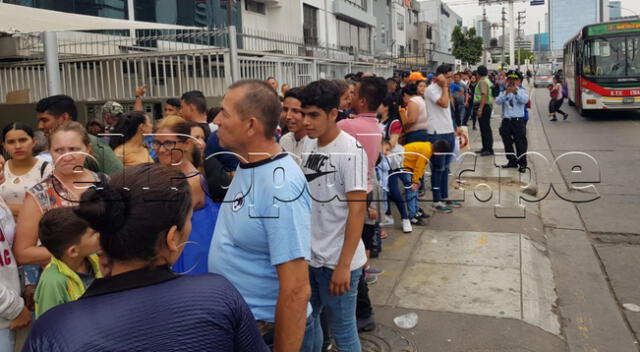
[413,11,418,25]
[338,19,371,53]
[399,45,405,57]
[413,39,419,54]
[426,25,433,40]
[407,41,412,54]
[345,0,367,11]
[303,4,318,46]
[397,13,404,31]
[245,0,266,15]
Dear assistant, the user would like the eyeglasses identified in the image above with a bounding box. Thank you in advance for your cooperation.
[151,140,182,150]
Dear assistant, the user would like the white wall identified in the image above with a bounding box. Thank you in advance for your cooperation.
[241,0,304,40]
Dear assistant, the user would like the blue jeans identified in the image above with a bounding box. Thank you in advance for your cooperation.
[426,133,456,202]
[0,329,14,352]
[388,172,410,219]
[301,267,363,352]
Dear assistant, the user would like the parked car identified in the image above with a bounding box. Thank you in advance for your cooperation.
[533,70,554,88]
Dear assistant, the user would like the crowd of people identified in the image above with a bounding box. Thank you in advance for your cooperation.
[0,63,534,352]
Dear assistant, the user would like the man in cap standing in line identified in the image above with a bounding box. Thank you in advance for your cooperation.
[101,101,124,144]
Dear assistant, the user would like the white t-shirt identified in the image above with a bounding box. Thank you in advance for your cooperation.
[0,197,21,329]
[425,84,455,135]
[279,132,311,166]
[302,131,368,271]
[0,158,52,205]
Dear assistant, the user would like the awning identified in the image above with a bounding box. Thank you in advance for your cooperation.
[0,3,204,33]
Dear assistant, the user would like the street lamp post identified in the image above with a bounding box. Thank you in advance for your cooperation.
[608,5,640,19]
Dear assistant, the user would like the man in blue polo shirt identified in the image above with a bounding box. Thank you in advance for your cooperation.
[496,70,529,173]
[208,80,312,351]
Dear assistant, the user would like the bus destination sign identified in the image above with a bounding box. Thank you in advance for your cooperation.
[588,22,640,36]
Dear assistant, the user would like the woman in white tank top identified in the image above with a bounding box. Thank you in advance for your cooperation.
[0,123,52,219]
[401,83,429,144]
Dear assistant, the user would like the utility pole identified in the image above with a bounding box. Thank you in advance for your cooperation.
[517,10,525,69]
[508,0,515,68]
[482,6,488,65]
[501,6,506,69]
[537,20,541,69]
[226,0,234,26]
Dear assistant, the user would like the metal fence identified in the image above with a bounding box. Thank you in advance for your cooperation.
[0,27,394,104]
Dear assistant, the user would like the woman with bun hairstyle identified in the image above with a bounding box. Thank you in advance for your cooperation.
[13,122,104,266]
[110,111,153,166]
[0,123,52,218]
[23,163,267,351]
[152,120,219,274]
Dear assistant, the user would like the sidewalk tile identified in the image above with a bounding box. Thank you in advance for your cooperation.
[414,230,520,268]
[390,262,521,319]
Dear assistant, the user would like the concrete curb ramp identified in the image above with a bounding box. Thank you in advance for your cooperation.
[384,230,560,336]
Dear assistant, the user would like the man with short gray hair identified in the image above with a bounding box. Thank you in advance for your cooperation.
[208,80,312,351]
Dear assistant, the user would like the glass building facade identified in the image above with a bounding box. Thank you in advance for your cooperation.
[3,0,240,28]
[549,0,601,50]
[4,0,128,19]
[134,0,240,28]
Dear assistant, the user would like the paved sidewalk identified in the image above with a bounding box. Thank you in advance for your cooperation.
[362,97,567,351]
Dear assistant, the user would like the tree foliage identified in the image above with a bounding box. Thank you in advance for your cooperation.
[451,26,483,65]
[515,49,534,65]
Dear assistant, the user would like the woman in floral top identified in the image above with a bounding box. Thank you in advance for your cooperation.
[13,122,103,266]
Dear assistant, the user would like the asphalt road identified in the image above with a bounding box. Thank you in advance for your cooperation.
[533,91,640,235]
[532,88,640,351]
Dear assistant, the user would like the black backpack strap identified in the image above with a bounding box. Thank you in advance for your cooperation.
[39,161,49,178]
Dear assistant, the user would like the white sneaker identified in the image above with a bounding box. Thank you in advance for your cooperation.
[402,219,413,233]
[380,214,394,227]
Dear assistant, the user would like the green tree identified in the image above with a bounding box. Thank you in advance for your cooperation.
[451,26,483,65]
[515,48,534,65]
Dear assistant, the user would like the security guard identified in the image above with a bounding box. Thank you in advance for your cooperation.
[495,70,529,173]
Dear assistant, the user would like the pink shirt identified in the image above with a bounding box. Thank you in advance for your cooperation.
[337,114,382,193]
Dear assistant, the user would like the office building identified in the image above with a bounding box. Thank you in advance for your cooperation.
[534,33,550,51]
[301,0,376,57]
[1,0,242,29]
[609,1,621,19]
[419,0,462,54]
[549,0,610,50]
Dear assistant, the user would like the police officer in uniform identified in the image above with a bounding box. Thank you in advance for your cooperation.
[495,70,529,173]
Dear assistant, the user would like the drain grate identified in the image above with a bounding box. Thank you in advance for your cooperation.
[327,324,419,352]
[464,349,535,352]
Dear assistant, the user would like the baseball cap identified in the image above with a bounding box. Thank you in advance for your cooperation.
[408,72,427,81]
[101,101,124,117]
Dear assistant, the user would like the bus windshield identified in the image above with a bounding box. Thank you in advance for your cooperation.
[582,35,640,78]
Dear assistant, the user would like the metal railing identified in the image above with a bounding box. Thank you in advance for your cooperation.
[0,27,394,104]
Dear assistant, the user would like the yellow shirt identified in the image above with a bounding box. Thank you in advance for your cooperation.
[402,141,433,184]
[114,144,152,166]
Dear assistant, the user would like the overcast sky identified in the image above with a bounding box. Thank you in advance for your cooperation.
[440,0,640,36]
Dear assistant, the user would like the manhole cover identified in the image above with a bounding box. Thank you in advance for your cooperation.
[327,324,419,352]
